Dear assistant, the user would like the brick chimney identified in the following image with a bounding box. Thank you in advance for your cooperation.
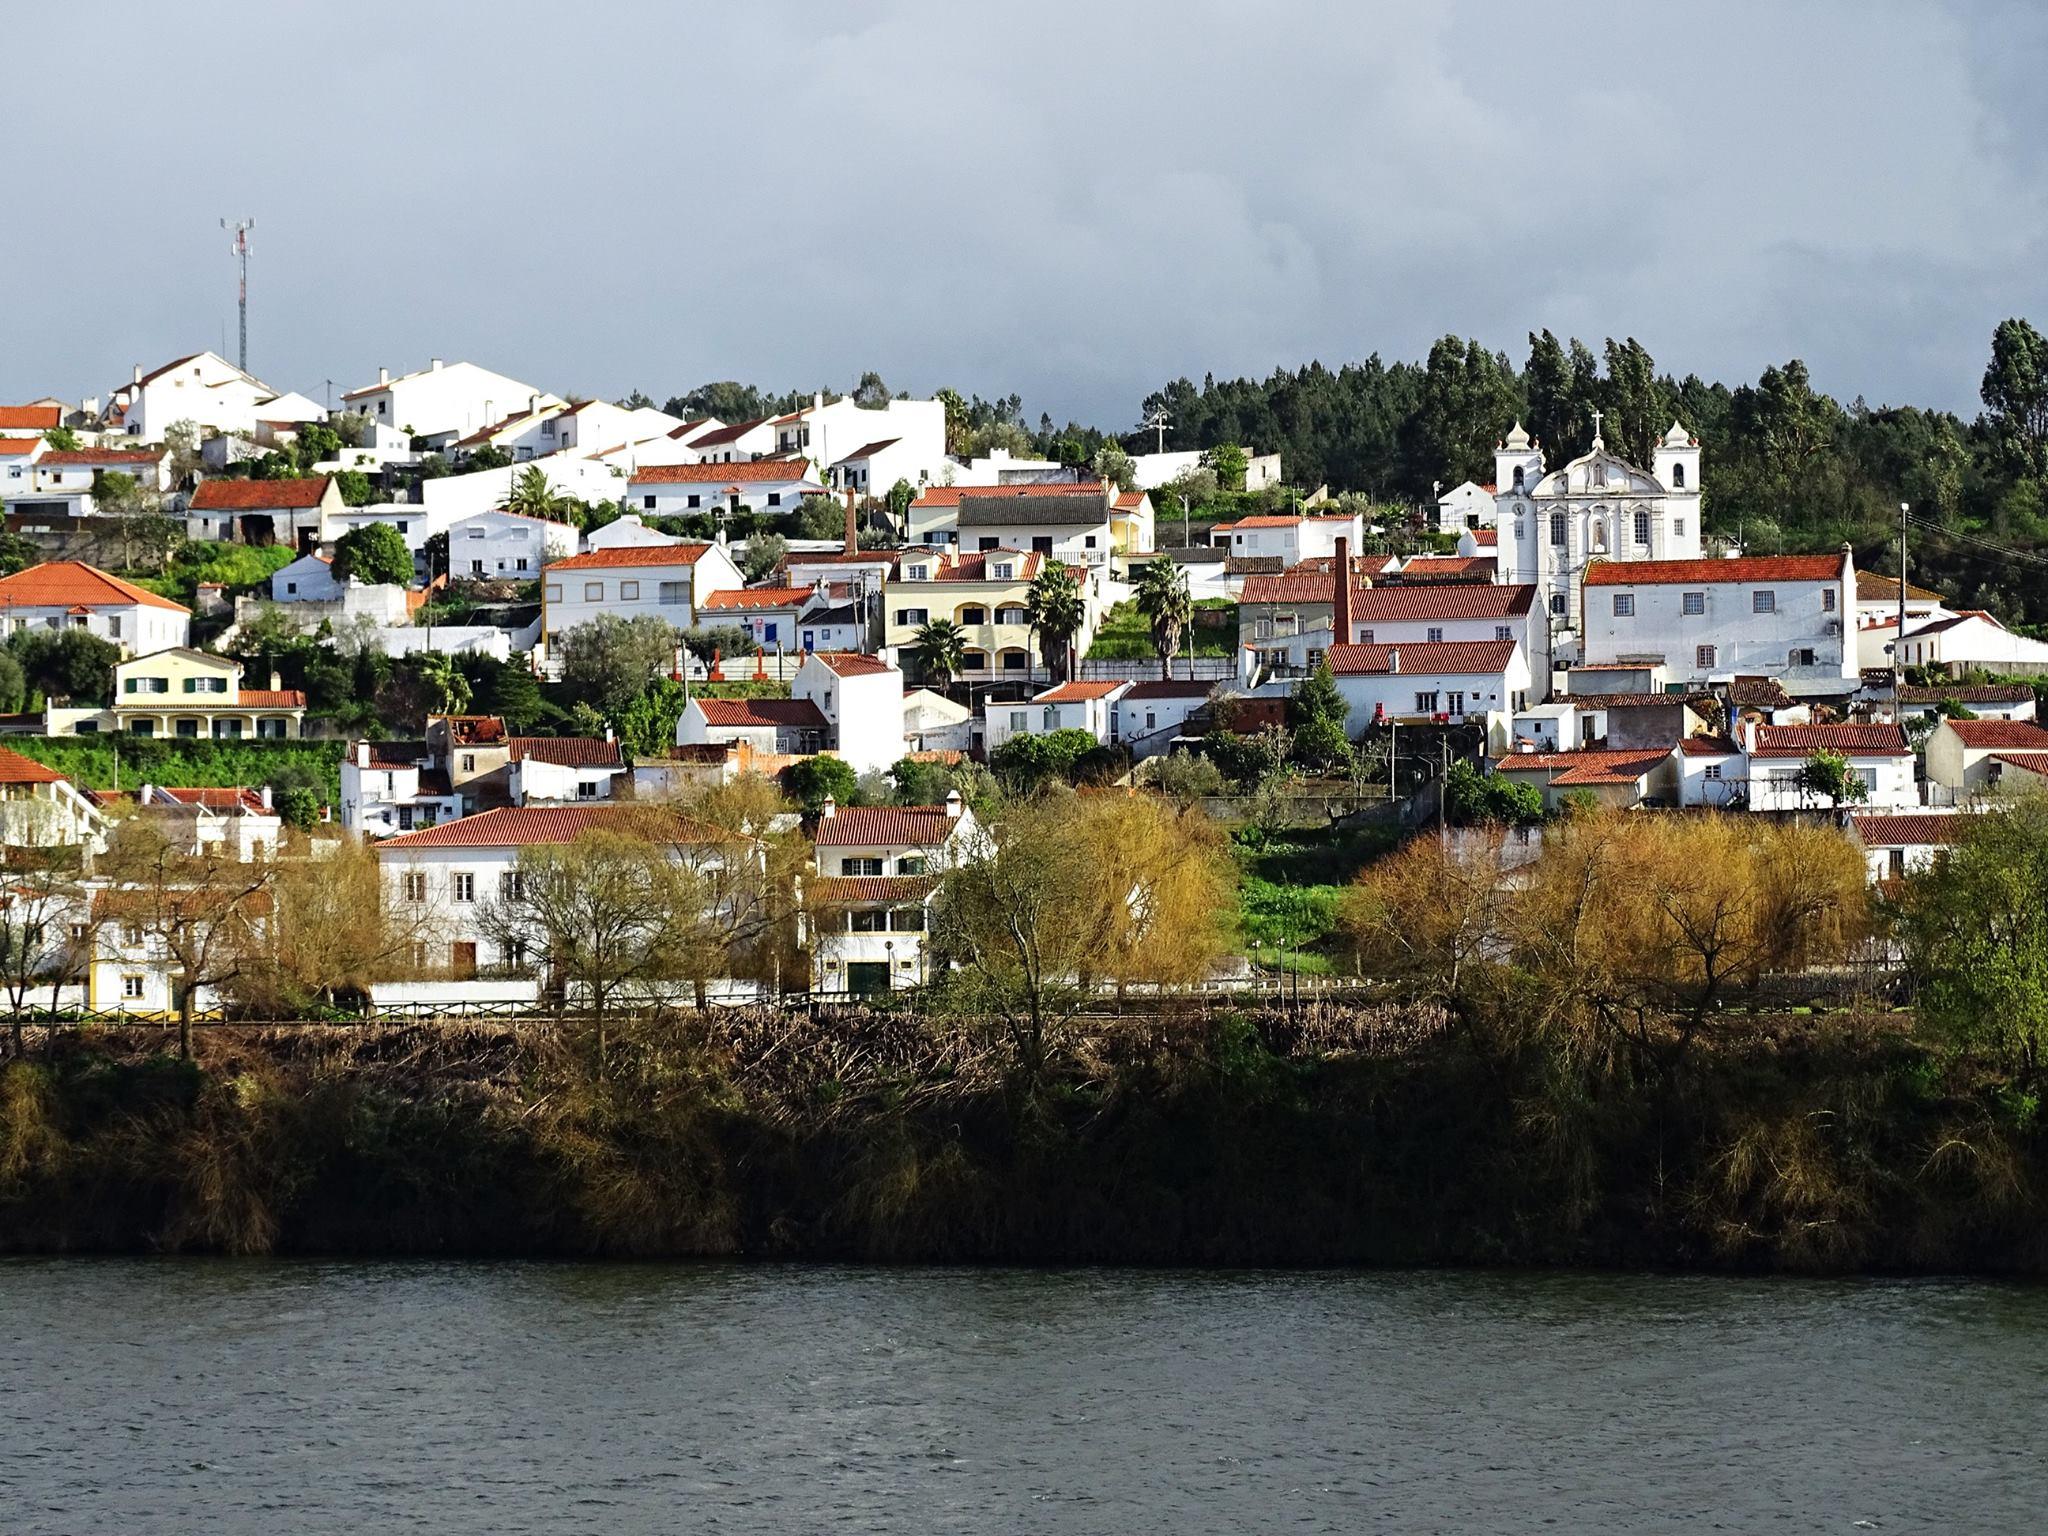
[844,488,858,555]
[1332,536,1353,646]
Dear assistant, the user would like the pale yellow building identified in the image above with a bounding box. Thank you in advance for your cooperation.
[883,548,1103,688]
[60,647,310,739]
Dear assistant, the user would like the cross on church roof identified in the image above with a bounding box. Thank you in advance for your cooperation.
[1589,407,1604,447]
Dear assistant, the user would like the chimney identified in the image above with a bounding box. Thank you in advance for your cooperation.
[354,741,369,767]
[259,785,273,811]
[430,358,444,372]
[1332,536,1353,645]
[529,393,541,414]
[844,488,858,555]
[132,363,142,385]
[1740,716,1759,754]
[820,794,837,819]
[945,789,963,819]
[1386,647,1400,674]
[813,391,824,410]
[269,669,282,692]
[378,366,390,386]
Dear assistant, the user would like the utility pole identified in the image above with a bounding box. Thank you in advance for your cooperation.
[1439,735,1450,846]
[1895,501,1909,702]
[221,218,254,373]
[1140,408,1169,455]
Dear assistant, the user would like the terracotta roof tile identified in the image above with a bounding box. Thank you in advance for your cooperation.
[1849,813,1970,847]
[0,405,60,431]
[37,447,168,466]
[911,482,1103,509]
[1035,680,1124,702]
[547,544,717,571]
[631,461,819,484]
[1942,720,2048,750]
[1327,639,1519,675]
[508,736,623,768]
[1897,683,2034,704]
[814,804,960,847]
[238,689,307,708]
[698,586,816,611]
[810,651,895,676]
[1492,747,1672,785]
[375,804,723,849]
[0,747,63,785]
[1749,722,1909,758]
[1121,679,1217,700]
[809,874,938,903]
[693,698,828,728]
[1584,554,1843,586]
[0,561,189,614]
[1240,576,1534,620]
[1856,570,1945,603]
[190,476,332,511]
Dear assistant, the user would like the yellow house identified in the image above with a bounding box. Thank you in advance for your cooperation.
[97,647,308,739]
[883,548,1102,688]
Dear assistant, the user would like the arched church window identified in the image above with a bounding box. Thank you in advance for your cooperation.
[1671,462,1686,488]
[1512,465,1525,490]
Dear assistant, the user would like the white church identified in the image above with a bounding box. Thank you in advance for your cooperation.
[1487,413,1703,661]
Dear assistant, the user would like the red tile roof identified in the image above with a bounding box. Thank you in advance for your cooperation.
[1113,491,1147,510]
[814,804,961,847]
[0,747,63,785]
[1943,719,2048,750]
[1492,747,1673,785]
[1679,734,1742,756]
[155,786,269,812]
[1991,751,2048,775]
[1469,529,1498,546]
[38,447,167,466]
[834,438,900,463]
[809,874,938,903]
[1122,679,1217,700]
[0,561,189,614]
[1856,571,1945,603]
[508,736,623,768]
[896,550,1045,582]
[1749,723,1909,758]
[0,437,41,455]
[1849,813,1970,847]
[1397,555,1496,579]
[0,405,60,431]
[376,804,724,849]
[1898,683,2034,705]
[682,418,767,448]
[631,461,820,484]
[238,689,308,708]
[698,586,816,611]
[1035,680,1124,702]
[546,543,718,571]
[1327,639,1519,675]
[810,651,895,676]
[1583,553,1843,586]
[693,698,828,729]
[190,476,333,511]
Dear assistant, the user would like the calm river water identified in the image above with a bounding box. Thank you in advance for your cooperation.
[0,1261,2040,1532]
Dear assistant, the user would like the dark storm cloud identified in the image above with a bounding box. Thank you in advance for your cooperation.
[2,0,2038,426]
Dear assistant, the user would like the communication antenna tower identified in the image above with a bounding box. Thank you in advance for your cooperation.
[221,218,254,372]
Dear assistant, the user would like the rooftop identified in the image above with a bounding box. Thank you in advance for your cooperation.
[1942,719,2048,750]
[1749,722,1909,758]
[1584,553,1844,587]
[190,476,332,511]
[375,805,723,849]
[693,698,829,729]
[1492,746,1673,785]
[546,543,718,571]
[814,803,960,847]
[697,586,817,612]
[1327,639,1519,676]
[631,460,820,485]
[0,561,189,614]
[1849,812,1971,847]
[1035,680,1125,703]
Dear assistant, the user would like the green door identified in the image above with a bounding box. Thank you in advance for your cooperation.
[846,962,891,997]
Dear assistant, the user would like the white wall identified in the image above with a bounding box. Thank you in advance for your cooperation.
[1582,574,1853,682]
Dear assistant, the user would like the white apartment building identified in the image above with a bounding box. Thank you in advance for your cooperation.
[1581,547,1857,690]
[984,680,1131,752]
[809,795,975,995]
[107,352,324,442]
[341,360,555,445]
[539,542,746,652]
[1327,639,1534,732]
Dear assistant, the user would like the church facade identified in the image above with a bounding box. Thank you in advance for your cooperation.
[1489,416,1703,664]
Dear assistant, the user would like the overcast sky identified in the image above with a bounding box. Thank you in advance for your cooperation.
[6,0,2040,431]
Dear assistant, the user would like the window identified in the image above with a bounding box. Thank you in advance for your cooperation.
[1414,691,1439,712]
[658,581,688,605]
[402,872,427,902]
[1696,644,1716,668]
[121,922,144,947]
[991,563,1013,580]
[546,583,563,602]
[960,606,987,624]
[1673,518,1685,538]
[1549,513,1566,547]
[905,564,929,581]
[1790,648,1817,668]
[460,754,476,772]
[999,651,1027,671]
[1550,594,1566,615]
[889,908,926,932]
[1359,629,1374,644]
[1682,591,1704,616]
[643,494,657,510]
[583,581,603,602]
[898,856,928,875]
[1634,509,1650,546]
[1612,594,1634,617]
[895,608,928,626]
[452,873,476,903]
[842,857,883,876]
[767,493,782,507]
[469,561,484,576]
[849,909,889,932]
[1084,535,1098,549]
[499,871,524,900]
[1008,711,1027,732]
[687,494,701,509]
[1822,588,1836,612]
[1704,763,1722,781]
[1030,536,1053,554]
[1426,627,1444,642]
[1672,463,1686,488]
[397,806,416,831]
[1513,521,1524,540]
[1304,648,1324,672]
[122,974,145,1000]
[1512,466,1525,490]
[516,558,528,572]
[1753,590,1776,614]
[1495,625,1512,641]
[620,581,640,601]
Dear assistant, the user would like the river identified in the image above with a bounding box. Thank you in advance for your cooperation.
[0,1261,2040,1532]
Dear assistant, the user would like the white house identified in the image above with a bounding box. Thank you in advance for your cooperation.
[1923,718,2048,798]
[1434,480,1495,533]
[695,586,821,653]
[540,542,746,653]
[1581,547,1857,689]
[1126,447,1282,492]
[1116,680,1219,759]
[8,446,174,522]
[954,486,1149,571]
[904,481,1106,547]
[1894,683,2037,723]
[187,475,344,547]
[341,739,462,837]
[902,690,973,754]
[676,417,779,464]
[584,513,680,551]
[676,696,829,756]
[107,352,321,442]
[1889,610,2048,677]
[1491,746,1680,812]
[793,651,905,776]
[505,738,627,805]
[1489,420,1704,657]
[1326,639,1533,732]
[0,561,191,655]
[769,394,948,488]
[1849,812,1971,883]
[808,794,975,995]
[270,553,345,602]
[1215,513,1364,566]
[341,360,555,446]
[984,679,1131,753]
[0,746,109,851]
[628,460,826,523]
[1740,720,1916,811]
[447,509,578,580]
[827,436,930,501]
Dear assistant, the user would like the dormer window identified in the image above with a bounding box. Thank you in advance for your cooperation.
[992,562,1013,580]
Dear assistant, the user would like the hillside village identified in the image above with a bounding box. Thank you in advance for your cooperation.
[2,351,2048,1028]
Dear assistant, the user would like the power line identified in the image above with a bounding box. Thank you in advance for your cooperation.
[1905,513,2048,571]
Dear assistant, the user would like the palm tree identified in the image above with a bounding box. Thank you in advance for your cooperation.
[416,652,472,716]
[506,466,561,522]
[914,617,967,690]
[1134,555,1192,681]
[1025,564,1086,685]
